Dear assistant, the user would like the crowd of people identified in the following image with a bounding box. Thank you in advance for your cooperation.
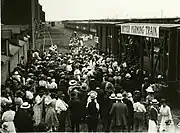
[0,31,176,133]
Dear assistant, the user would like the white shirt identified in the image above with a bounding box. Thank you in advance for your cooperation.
[39,80,47,87]
[55,98,68,114]
[49,82,57,89]
[26,91,33,100]
[133,102,146,112]
[0,97,12,106]
[35,95,43,104]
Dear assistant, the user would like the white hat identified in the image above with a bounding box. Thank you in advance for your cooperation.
[122,62,127,68]
[88,90,97,97]
[89,91,97,99]
[125,73,131,78]
[146,86,154,92]
[20,102,30,109]
[47,54,51,57]
[116,93,123,100]
[14,71,19,75]
[52,79,55,82]
[69,80,77,86]
[127,92,132,98]
[150,99,159,104]
[157,75,163,79]
[109,93,116,99]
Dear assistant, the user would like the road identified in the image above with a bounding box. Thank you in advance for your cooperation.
[35,24,95,54]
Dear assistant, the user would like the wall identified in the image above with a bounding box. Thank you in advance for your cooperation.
[1,61,9,84]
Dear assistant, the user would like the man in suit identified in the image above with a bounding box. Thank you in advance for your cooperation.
[110,93,128,132]
[68,92,84,132]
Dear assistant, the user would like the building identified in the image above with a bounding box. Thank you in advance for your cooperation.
[1,0,46,49]
[1,25,30,84]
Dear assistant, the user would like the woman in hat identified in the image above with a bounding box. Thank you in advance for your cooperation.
[148,99,159,133]
[33,90,45,126]
[1,104,16,133]
[45,98,59,132]
[145,86,155,105]
[68,92,84,132]
[86,91,99,132]
[159,98,174,132]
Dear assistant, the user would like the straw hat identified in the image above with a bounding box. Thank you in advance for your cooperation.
[157,75,163,79]
[150,99,159,104]
[125,73,131,78]
[109,93,116,99]
[47,77,51,80]
[116,93,123,100]
[127,92,132,98]
[90,92,97,99]
[146,86,154,93]
[14,71,19,75]
[80,83,89,92]
[88,90,97,98]
[69,80,78,86]
[28,73,34,76]
[20,102,31,109]
[49,70,55,73]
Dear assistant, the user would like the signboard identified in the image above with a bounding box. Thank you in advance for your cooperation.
[121,24,159,38]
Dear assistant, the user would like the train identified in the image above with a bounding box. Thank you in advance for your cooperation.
[62,18,180,103]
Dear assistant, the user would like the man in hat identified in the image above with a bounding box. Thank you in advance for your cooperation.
[14,102,34,132]
[55,91,68,131]
[110,93,128,132]
[68,92,84,132]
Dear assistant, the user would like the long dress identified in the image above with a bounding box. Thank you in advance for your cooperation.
[45,103,59,128]
[159,105,174,132]
[33,95,44,126]
[2,110,16,133]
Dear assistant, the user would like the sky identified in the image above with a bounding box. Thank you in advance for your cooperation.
[39,0,180,21]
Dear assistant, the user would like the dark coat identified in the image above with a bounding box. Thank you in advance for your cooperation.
[110,102,128,127]
[14,109,34,132]
[69,98,84,123]
[123,98,134,125]
[149,107,158,125]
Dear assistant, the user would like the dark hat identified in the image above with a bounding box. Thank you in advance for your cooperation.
[70,92,78,99]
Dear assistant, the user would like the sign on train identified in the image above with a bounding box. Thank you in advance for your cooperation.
[121,24,159,38]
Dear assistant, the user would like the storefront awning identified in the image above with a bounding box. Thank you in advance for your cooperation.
[1,55,10,63]
[9,44,20,55]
